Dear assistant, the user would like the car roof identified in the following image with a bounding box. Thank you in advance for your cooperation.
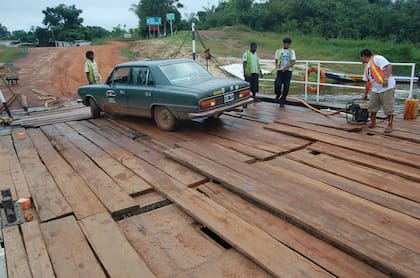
[115,58,195,68]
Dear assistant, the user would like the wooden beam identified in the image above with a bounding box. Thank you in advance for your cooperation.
[80,212,155,278]
[40,215,106,278]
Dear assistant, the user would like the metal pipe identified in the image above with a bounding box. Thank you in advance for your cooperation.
[192,23,196,60]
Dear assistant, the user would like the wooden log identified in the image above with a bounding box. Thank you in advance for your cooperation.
[21,220,55,278]
[12,128,72,222]
[41,124,139,217]
[26,128,106,219]
[286,149,420,204]
[80,212,155,278]
[40,215,106,278]
[164,147,420,277]
[0,136,31,200]
[198,182,386,277]
[264,122,420,168]
[2,226,32,278]
[266,157,420,220]
[80,119,207,187]
[308,142,420,182]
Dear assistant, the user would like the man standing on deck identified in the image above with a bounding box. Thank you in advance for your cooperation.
[274,37,296,107]
[85,50,101,84]
[243,42,262,101]
[361,49,395,133]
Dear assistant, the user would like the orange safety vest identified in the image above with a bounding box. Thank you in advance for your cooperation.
[365,55,386,90]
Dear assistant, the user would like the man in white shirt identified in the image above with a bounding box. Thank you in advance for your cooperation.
[274,37,296,107]
[361,49,395,133]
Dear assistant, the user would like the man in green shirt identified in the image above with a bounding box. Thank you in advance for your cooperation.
[84,50,101,84]
[243,42,262,100]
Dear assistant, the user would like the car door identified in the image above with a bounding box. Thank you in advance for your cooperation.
[126,67,155,117]
[102,67,129,114]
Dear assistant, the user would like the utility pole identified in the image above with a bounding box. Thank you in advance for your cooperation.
[192,23,196,60]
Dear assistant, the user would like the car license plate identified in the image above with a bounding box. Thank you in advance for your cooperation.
[224,93,234,103]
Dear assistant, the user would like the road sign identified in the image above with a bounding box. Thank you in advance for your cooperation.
[166,13,175,21]
[146,17,162,26]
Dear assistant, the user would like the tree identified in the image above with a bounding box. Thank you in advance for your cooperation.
[42,4,85,41]
[130,0,184,37]
[0,23,10,39]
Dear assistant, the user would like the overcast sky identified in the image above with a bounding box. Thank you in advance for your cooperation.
[0,0,220,32]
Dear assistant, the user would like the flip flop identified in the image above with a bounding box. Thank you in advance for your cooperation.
[384,127,393,133]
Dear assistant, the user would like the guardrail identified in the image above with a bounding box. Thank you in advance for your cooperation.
[261,60,417,102]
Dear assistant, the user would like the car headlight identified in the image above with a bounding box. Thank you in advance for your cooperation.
[200,98,216,109]
[239,89,250,98]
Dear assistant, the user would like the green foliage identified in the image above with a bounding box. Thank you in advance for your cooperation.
[0,23,10,39]
[0,46,26,63]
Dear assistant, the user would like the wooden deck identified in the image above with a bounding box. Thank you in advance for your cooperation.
[1,102,419,277]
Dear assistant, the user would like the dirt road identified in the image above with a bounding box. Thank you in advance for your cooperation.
[10,41,129,108]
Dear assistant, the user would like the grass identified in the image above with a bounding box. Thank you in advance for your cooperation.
[0,46,27,63]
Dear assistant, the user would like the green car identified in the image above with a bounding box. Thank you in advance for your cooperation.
[78,59,253,131]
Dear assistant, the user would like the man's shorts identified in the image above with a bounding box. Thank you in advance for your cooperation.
[368,88,395,115]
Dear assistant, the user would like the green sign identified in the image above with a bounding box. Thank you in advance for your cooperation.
[166,13,175,21]
[146,17,162,26]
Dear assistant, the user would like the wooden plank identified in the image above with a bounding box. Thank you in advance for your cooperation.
[0,247,6,278]
[286,149,420,204]
[134,191,172,213]
[264,122,420,168]
[198,182,387,277]
[79,212,155,278]
[53,123,151,196]
[80,119,207,187]
[0,136,31,199]
[164,147,420,277]
[276,118,420,156]
[370,125,420,143]
[26,128,106,219]
[12,128,72,222]
[308,142,420,182]
[11,107,91,127]
[41,124,139,217]
[267,157,420,220]
[20,221,55,278]
[2,226,32,278]
[40,215,106,278]
[177,140,256,163]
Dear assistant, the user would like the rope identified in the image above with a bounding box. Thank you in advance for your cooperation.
[287,97,346,117]
[172,31,190,58]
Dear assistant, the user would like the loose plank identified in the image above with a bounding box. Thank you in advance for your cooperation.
[264,122,420,168]
[21,221,55,278]
[286,149,420,204]
[0,136,31,200]
[12,128,72,222]
[41,124,138,217]
[198,182,386,277]
[2,226,32,278]
[80,119,207,187]
[52,123,151,196]
[80,212,155,278]
[266,157,420,219]
[26,128,106,219]
[308,142,420,182]
[164,147,420,277]
[40,215,106,278]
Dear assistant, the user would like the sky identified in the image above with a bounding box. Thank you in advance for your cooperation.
[0,0,221,32]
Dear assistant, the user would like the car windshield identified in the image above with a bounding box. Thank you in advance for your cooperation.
[160,61,211,84]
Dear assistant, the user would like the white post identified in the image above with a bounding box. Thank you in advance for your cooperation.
[192,23,196,60]
[304,61,308,100]
[316,62,321,102]
[409,63,415,99]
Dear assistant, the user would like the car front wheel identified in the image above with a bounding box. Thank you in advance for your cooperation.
[153,106,178,131]
[89,98,101,118]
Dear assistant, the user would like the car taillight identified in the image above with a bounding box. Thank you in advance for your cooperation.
[200,98,216,109]
[239,89,250,98]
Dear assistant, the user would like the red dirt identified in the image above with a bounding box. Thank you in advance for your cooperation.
[9,41,130,108]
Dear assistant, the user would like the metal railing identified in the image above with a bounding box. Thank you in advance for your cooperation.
[261,60,417,102]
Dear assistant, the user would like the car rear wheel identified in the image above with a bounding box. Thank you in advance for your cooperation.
[89,98,101,118]
[153,106,178,131]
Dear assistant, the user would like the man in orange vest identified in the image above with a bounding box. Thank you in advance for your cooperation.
[361,49,395,133]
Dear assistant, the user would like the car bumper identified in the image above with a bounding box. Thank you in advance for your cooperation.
[188,97,254,119]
